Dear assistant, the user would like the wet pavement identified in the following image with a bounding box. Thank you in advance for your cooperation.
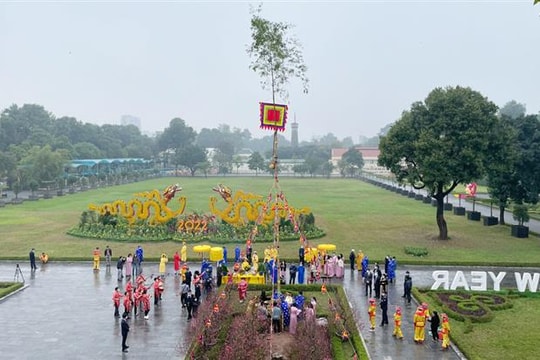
[0,261,496,360]
[0,261,189,360]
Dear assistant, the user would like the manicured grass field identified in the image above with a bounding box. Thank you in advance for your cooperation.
[1,176,540,266]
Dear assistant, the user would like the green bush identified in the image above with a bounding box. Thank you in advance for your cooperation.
[404,246,429,257]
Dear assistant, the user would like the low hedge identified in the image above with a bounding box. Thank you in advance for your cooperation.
[0,282,24,298]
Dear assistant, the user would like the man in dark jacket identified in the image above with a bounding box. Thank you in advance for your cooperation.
[289,264,297,284]
[29,248,37,270]
[380,292,389,326]
[403,271,413,303]
[349,250,356,271]
[121,313,130,352]
[116,256,126,281]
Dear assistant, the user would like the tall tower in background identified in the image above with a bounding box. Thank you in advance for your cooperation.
[291,113,299,148]
[120,115,141,130]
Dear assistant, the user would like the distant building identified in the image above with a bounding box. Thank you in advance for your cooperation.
[120,115,141,130]
[331,147,390,176]
[291,117,299,148]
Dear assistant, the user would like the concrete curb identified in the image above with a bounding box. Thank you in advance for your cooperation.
[347,297,372,360]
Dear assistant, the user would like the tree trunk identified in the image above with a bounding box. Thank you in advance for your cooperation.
[499,205,506,225]
[436,195,448,240]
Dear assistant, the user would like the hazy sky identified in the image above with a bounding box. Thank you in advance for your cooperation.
[1,1,539,142]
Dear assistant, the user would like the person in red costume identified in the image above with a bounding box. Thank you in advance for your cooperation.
[238,278,248,303]
[123,291,132,318]
[173,251,181,276]
[153,277,165,305]
[141,289,151,320]
[112,287,123,317]
[125,280,133,300]
[133,280,147,316]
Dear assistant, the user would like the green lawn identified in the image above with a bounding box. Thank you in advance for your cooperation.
[1,177,539,265]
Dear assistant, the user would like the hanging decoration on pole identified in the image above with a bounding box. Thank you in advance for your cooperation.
[259,102,288,132]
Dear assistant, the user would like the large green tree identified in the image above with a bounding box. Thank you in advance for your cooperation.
[247,151,266,175]
[340,147,364,177]
[157,118,196,153]
[485,116,517,224]
[499,100,526,120]
[507,114,540,205]
[0,104,54,151]
[20,145,68,186]
[378,86,501,240]
[175,144,207,176]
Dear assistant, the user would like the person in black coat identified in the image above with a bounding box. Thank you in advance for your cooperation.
[430,310,441,341]
[349,250,356,271]
[186,290,195,320]
[289,264,297,284]
[29,248,37,270]
[121,313,130,352]
[379,292,389,326]
[403,271,413,303]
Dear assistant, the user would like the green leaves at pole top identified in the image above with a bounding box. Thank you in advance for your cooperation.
[247,4,309,101]
[535,0,539,5]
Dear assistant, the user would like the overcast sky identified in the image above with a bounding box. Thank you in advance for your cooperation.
[1,1,539,142]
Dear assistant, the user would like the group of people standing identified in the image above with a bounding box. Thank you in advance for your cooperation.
[93,245,145,279]
[28,248,48,270]
[362,265,451,352]
[243,288,317,336]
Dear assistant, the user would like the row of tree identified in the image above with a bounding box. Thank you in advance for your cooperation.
[0,103,373,193]
[378,87,540,240]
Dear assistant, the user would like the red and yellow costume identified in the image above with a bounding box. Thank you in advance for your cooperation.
[393,307,403,339]
[441,313,451,350]
[413,306,426,343]
[368,298,376,330]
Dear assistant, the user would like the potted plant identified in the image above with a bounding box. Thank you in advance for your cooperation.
[467,197,481,221]
[443,196,453,211]
[483,201,499,226]
[511,204,529,238]
[453,194,466,216]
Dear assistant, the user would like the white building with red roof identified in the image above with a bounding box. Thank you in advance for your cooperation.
[331,147,390,176]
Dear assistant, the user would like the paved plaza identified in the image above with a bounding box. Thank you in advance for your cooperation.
[0,260,478,359]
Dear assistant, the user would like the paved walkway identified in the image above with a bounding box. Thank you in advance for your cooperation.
[0,261,480,360]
